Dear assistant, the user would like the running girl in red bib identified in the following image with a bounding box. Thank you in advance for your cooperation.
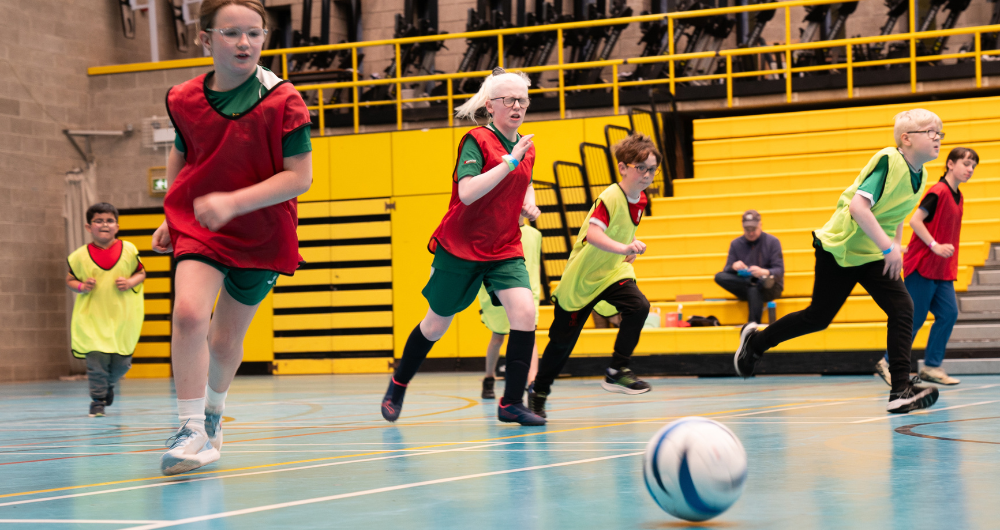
[381,68,546,426]
[151,0,312,475]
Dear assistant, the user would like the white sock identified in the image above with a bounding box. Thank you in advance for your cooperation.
[178,398,206,431]
[206,385,228,413]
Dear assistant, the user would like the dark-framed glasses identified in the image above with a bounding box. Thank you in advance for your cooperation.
[908,130,945,140]
[491,96,530,109]
[207,27,268,45]
[626,163,660,176]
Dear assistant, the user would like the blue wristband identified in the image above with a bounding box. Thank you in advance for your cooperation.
[502,154,518,171]
[882,244,894,255]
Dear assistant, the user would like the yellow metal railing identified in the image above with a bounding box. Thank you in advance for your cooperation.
[88,0,1000,135]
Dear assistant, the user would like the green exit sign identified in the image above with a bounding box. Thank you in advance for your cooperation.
[152,178,168,192]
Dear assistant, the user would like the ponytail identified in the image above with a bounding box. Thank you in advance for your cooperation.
[454,67,531,123]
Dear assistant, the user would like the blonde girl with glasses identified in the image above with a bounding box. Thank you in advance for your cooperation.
[380,68,546,426]
[151,0,313,475]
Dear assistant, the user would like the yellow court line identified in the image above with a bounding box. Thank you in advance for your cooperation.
[0,397,857,500]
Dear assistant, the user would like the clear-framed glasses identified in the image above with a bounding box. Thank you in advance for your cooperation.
[207,27,268,45]
[908,130,945,140]
[626,163,660,176]
[90,219,117,226]
[491,96,531,109]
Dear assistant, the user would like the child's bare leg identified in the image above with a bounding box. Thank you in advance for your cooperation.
[485,333,505,378]
[528,342,538,384]
[171,260,225,400]
[206,289,261,397]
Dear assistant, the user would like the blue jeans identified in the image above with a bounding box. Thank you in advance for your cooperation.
[883,271,958,368]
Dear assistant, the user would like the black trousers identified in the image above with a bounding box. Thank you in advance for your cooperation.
[714,271,783,324]
[534,279,650,394]
[749,246,914,392]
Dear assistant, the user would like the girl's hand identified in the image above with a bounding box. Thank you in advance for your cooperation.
[152,221,173,254]
[511,134,535,162]
[81,278,96,293]
[932,243,955,258]
[521,202,541,221]
[194,192,239,232]
[115,277,131,292]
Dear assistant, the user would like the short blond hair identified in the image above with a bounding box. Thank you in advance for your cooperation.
[893,109,943,147]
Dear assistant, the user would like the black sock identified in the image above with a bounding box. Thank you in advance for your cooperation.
[393,325,436,385]
[502,330,535,404]
[609,351,630,371]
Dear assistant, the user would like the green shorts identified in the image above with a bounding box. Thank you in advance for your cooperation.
[422,247,531,317]
[179,255,279,306]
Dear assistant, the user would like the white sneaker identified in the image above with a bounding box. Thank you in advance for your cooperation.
[920,366,961,385]
[205,409,223,451]
[874,358,892,386]
[160,420,220,476]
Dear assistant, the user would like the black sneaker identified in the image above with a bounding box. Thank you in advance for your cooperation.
[887,383,940,414]
[498,401,546,426]
[381,378,407,422]
[89,401,106,417]
[106,385,114,406]
[734,322,761,378]
[601,368,651,395]
[527,383,547,418]
[481,377,496,400]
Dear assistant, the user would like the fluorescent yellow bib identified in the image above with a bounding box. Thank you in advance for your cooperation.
[68,241,145,358]
[815,147,927,268]
[478,225,543,334]
[554,185,638,312]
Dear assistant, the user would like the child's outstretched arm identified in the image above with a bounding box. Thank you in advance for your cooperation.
[848,194,903,278]
[586,224,646,256]
[909,208,955,257]
[194,151,313,232]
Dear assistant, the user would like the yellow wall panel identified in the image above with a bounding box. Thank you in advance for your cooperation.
[125,363,171,378]
[329,133,393,199]
[455,303,492,358]
[273,358,392,375]
[325,244,391,260]
[332,197,391,216]
[280,269,332,286]
[300,247,332,262]
[274,336,334,353]
[332,267,391,284]
[141,321,170,335]
[330,221,391,239]
[391,193,458,358]
[297,224,331,241]
[144,298,171,314]
[392,128,457,196]
[126,235,152,251]
[274,313,331,330]
[583,115,631,145]
[243,291,274,362]
[332,335,393,351]
[118,214,165,230]
[298,201,331,219]
[134,342,170,358]
[299,136,332,202]
[144,278,171,293]
[333,290,392,306]
[332,311,393,328]
[522,119,585,183]
[141,255,171,272]
[273,291,332,308]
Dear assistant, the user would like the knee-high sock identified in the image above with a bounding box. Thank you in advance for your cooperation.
[501,330,535,405]
[393,324,436,385]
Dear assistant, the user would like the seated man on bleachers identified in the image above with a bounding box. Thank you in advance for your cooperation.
[714,210,784,324]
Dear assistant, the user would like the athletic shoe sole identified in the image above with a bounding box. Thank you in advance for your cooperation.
[734,322,759,378]
[874,360,892,387]
[160,447,220,476]
[887,386,940,414]
[919,373,960,385]
[498,414,546,426]
[600,381,651,395]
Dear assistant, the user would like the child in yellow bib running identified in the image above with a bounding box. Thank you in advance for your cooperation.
[529,134,658,418]
[479,219,542,399]
[65,203,146,418]
[734,109,943,415]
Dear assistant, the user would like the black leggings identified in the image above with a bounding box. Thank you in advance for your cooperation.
[749,246,914,392]
[534,279,650,394]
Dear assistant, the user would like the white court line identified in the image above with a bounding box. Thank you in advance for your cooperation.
[724,401,849,417]
[0,519,169,524]
[121,451,644,530]
[0,449,639,456]
[0,442,510,508]
[850,400,1000,423]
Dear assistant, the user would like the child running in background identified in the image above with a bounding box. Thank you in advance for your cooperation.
[66,203,146,418]
[529,134,658,418]
[479,218,542,399]
[380,68,545,426]
[875,147,978,387]
[152,0,313,475]
[735,109,943,414]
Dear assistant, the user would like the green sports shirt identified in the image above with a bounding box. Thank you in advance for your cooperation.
[456,124,533,180]
[174,67,312,158]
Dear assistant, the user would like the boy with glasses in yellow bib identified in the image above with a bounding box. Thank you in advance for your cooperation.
[528,134,658,418]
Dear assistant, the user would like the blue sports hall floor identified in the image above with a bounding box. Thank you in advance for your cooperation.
[0,373,997,529]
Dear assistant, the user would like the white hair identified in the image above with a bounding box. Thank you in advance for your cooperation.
[893,109,943,147]
[454,69,531,122]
